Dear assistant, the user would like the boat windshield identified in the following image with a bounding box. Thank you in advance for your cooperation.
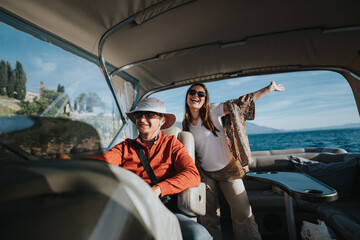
[0,21,137,152]
[152,70,360,153]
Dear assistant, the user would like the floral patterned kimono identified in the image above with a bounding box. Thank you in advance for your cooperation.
[223,93,255,178]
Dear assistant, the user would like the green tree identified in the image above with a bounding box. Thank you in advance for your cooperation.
[40,89,61,115]
[16,88,69,118]
[0,60,8,95]
[6,61,12,80]
[16,98,49,116]
[43,89,61,102]
[77,93,86,112]
[76,92,104,112]
[7,70,16,98]
[57,84,65,93]
[85,93,98,112]
[41,88,70,116]
[74,99,78,111]
[14,61,26,100]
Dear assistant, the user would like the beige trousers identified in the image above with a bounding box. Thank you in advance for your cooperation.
[200,169,261,240]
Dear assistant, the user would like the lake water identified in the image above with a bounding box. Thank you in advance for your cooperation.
[248,128,360,153]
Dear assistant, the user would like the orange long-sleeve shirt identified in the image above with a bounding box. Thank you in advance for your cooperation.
[90,131,200,196]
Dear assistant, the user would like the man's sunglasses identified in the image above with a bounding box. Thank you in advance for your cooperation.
[188,89,206,98]
[133,111,163,120]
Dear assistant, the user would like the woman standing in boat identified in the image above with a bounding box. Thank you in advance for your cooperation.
[183,81,285,240]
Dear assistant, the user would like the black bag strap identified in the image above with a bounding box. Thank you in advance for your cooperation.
[134,141,159,185]
[134,141,174,209]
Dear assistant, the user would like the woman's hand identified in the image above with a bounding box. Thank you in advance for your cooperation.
[269,81,285,92]
[252,81,285,101]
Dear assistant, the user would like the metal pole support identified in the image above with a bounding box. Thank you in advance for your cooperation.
[284,192,297,240]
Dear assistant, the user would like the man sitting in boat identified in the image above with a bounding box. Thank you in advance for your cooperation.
[89,98,212,240]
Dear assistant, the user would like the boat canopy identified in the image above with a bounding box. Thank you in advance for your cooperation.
[0,0,359,112]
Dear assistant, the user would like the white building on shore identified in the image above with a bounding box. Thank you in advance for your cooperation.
[25,91,40,102]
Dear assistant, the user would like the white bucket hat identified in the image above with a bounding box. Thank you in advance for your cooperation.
[126,98,176,129]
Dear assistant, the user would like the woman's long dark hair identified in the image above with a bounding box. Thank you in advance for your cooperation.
[182,83,220,137]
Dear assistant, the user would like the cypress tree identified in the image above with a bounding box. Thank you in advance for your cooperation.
[7,70,16,98]
[6,62,12,81]
[0,60,8,95]
[14,61,27,100]
[57,84,65,93]
[74,99,78,111]
[6,62,14,97]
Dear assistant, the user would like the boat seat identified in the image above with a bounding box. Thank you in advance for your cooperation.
[161,127,206,216]
[246,151,360,240]
[251,147,347,157]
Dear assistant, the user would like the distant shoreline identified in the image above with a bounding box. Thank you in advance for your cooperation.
[248,127,360,136]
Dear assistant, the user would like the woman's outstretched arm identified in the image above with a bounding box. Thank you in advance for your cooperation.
[252,81,285,102]
[223,81,285,114]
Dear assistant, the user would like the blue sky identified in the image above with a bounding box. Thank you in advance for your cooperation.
[152,71,359,130]
[0,22,114,107]
[1,21,359,130]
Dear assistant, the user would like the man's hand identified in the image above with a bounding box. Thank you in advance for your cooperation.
[51,153,71,159]
[152,185,161,197]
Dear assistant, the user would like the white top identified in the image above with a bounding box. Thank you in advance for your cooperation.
[189,103,232,172]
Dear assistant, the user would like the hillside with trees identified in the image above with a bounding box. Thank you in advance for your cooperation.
[16,82,69,118]
[0,60,26,100]
[0,59,70,117]
[0,58,107,118]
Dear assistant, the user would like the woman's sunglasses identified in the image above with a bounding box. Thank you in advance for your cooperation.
[188,89,206,98]
[134,111,163,120]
